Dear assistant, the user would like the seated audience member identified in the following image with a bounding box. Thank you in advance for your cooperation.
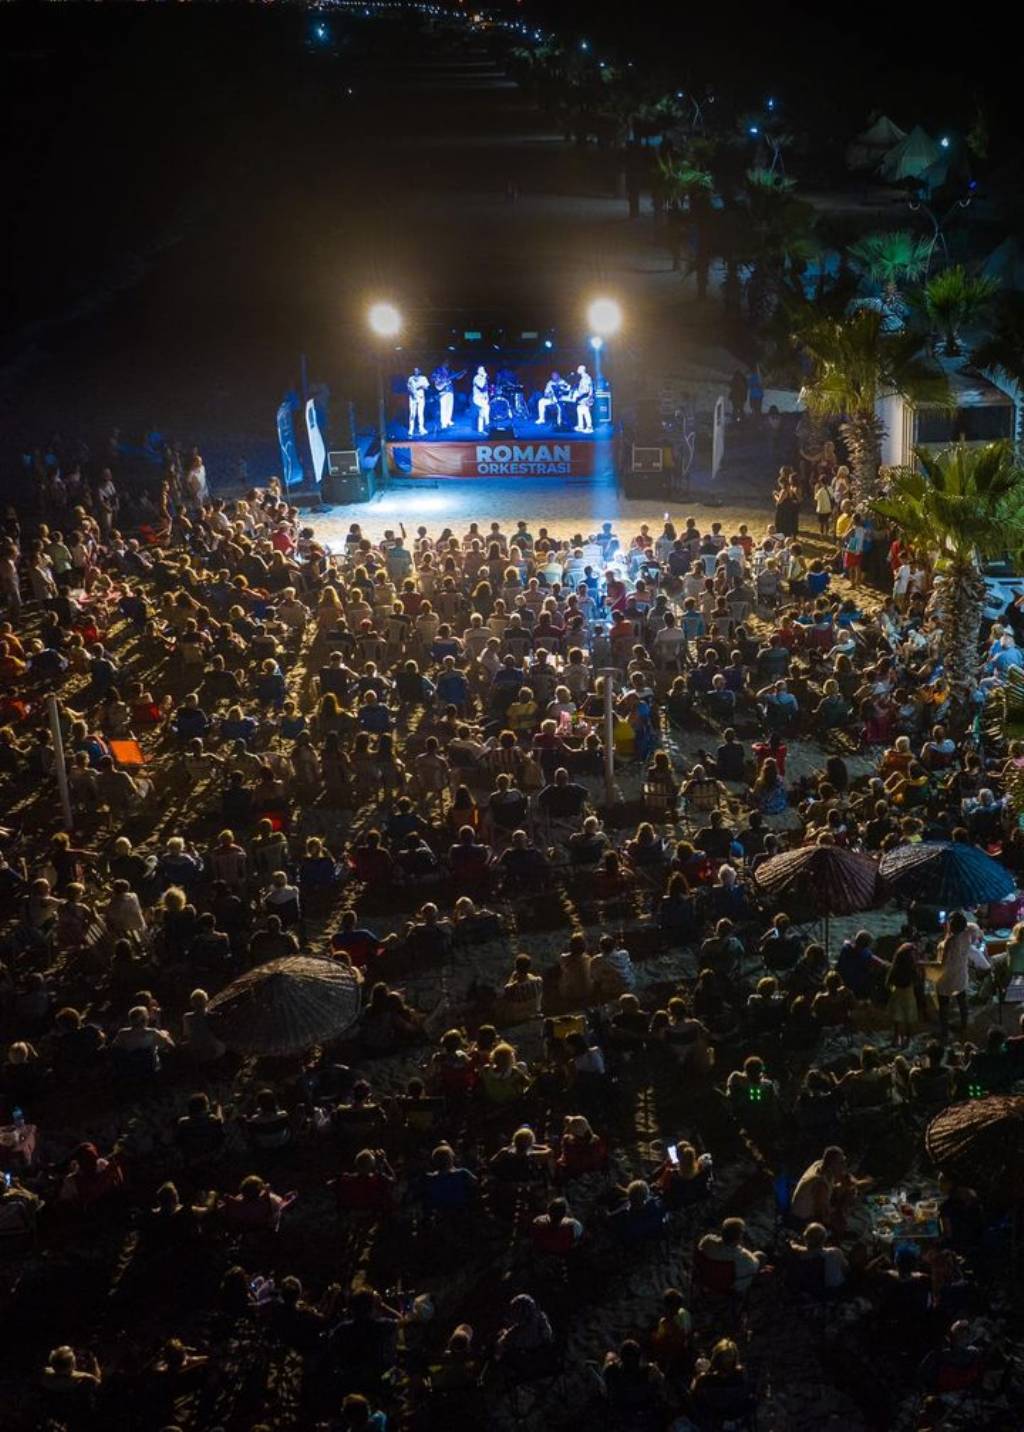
[697,1218,766,1292]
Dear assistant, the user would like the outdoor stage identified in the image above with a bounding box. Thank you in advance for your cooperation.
[385,415,616,480]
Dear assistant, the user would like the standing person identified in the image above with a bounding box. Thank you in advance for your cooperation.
[472,366,490,434]
[572,364,594,433]
[843,513,866,589]
[729,369,748,423]
[431,361,462,432]
[0,540,21,614]
[935,911,990,1037]
[748,368,764,420]
[406,367,429,437]
[813,476,834,536]
[184,449,208,511]
[886,941,920,1048]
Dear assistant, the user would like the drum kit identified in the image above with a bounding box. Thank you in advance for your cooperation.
[491,378,530,421]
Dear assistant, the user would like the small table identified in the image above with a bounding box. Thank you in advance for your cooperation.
[866,1187,941,1248]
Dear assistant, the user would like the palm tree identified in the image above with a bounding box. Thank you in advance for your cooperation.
[659,156,714,291]
[972,291,1024,391]
[741,168,816,324]
[848,230,932,326]
[798,309,950,499]
[915,265,999,356]
[873,441,1024,697]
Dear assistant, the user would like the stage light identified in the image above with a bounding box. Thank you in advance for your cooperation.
[940,135,950,148]
[766,97,775,110]
[590,335,604,352]
[580,39,589,51]
[676,91,684,99]
[749,125,759,136]
[543,339,554,349]
[587,297,622,337]
[368,302,401,338]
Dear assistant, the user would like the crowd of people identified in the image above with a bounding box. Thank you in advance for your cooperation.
[0,432,1022,1430]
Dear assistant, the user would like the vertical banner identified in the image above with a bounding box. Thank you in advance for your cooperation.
[305,398,327,486]
[712,395,726,479]
[277,397,304,490]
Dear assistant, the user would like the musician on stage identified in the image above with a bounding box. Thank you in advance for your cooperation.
[471,365,490,435]
[431,362,462,432]
[537,371,570,426]
[572,363,594,433]
[407,367,429,437]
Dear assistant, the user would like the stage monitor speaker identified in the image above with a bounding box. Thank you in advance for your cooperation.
[327,449,360,478]
[631,445,664,472]
[323,469,374,504]
[487,422,515,439]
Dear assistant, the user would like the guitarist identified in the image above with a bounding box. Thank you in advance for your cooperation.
[431,362,466,432]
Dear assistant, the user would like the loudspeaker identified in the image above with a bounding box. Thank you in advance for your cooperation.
[487,422,515,438]
[323,470,374,503]
[595,388,612,424]
[327,449,360,477]
[622,468,669,499]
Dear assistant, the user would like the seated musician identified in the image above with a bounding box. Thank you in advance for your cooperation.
[538,372,569,425]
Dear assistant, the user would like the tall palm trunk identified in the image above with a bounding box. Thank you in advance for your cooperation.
[933,553,986,700]
[839,410,886,504]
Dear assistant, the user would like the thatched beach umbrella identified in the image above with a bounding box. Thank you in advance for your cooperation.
[208,955,362,1057]
[752,838,879,951]
[925,1096,1024,1202]
[879,841,1015,910]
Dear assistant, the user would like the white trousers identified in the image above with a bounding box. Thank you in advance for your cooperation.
[439,391,454,429]
[473,396,490,433]
[538,398,561,425]
[576,401,593,432]
[408,394,425,435]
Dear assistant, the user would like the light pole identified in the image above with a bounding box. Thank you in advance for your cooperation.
[368,302,401,488]
[909,167,972,279]
[586,298,622,426]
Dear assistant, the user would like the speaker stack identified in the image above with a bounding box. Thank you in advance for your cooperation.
[323,450,374,504]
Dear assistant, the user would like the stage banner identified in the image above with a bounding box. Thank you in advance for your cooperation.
[276,397,304,490]
[305,398,327,486]
[389,440,610,479]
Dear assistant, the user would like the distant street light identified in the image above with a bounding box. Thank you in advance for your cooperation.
[587,297,622,337]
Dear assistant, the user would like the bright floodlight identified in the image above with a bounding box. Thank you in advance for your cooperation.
[587,298,622,337]
[590,335,604,352]
[368,302,401,338]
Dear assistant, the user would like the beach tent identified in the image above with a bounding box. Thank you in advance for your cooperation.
[983,236,1024,292]
[846,114,906,171]
[879,125,942,183]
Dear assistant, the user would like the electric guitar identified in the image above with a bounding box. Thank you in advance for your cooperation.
[432,369,467,395]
